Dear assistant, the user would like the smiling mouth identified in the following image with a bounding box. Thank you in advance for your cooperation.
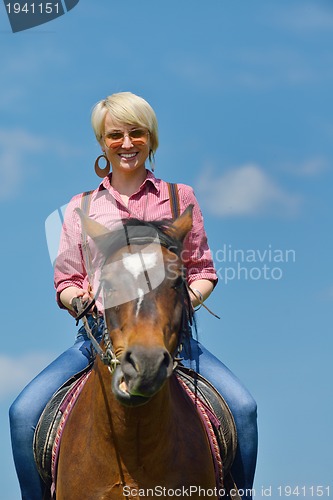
[119,152,138,159]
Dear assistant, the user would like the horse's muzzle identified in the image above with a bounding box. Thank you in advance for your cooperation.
[112,345,173,406]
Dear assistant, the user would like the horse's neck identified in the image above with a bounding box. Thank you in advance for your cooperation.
[83,361,217,490]
[94,362,182,454]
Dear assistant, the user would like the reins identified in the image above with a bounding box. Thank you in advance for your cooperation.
[68,184,221,493]
[188,285,221,320]
[76,182,220,372]
[72,296,120,373]
[71,256,192,374]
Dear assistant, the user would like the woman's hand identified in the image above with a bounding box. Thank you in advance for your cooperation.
[60,286,93,312]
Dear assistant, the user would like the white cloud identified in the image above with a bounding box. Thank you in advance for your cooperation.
[282,157,330,177]
[0,129,43,200]
[316,284,333,303]
[166,15,333,92]
[273,3,333,32]
[0,353,54,401]
[0,149,21,201]
[324,285,333,301]
[0,46,69,111]
[0,128,80,200]
[166,47,332,92]
[0,129,46,153]
[196,164,301,218]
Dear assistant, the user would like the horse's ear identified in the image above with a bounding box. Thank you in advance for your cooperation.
[75,207,110,239]
[167,204,193,242]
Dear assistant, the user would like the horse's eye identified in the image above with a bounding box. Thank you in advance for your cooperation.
[101,279,115,294]
[172,276,184,289]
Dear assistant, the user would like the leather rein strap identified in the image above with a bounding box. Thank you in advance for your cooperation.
[74,183,184,370]
[71,184,188,488]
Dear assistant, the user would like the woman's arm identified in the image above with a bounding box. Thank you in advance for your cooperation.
[179,184,218,306]
[54,194,87,311]
[188,279,214,308]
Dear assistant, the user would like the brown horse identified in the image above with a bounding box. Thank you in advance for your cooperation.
[54,206,234,500]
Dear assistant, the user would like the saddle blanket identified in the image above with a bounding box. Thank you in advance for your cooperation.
[34,364,239,499]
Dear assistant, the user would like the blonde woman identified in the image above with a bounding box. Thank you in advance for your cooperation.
[10,92,257,500]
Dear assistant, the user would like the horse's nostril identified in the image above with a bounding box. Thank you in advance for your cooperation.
[162,351,171,367]
[121,345,173,394]
[162,350,173,377]
[123,350,139,373]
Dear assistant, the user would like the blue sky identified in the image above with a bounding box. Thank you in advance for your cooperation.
[1,1,332,498]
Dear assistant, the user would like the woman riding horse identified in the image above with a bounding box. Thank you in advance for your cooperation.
[56,206,226,499]
[9,91,257,499]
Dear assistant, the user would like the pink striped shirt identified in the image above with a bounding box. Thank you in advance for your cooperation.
[54,170,217,312]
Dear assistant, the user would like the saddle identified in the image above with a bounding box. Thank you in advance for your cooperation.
[175,365,240,500]
[34,364,240,499]
[33,364,92,487]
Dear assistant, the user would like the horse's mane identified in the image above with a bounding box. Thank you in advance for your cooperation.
[95,218,183,258]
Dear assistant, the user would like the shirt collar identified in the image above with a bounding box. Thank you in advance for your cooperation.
[99,169,159,194]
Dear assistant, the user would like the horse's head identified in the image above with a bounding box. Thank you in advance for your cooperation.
[77,206,193,406]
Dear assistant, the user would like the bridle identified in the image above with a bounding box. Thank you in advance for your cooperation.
[72,231,194,374]
[72,296,120,373]
[73,261,192,490]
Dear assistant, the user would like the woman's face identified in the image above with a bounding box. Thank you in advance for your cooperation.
[102,114,150,174]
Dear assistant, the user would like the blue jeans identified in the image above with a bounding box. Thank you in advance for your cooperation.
[9,316,103,500]
[9,318,257,500]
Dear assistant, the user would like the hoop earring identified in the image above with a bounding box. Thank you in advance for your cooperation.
[94,154,110,178]
[149,150,155,172]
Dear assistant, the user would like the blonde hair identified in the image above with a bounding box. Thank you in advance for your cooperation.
[91,92,159,154]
